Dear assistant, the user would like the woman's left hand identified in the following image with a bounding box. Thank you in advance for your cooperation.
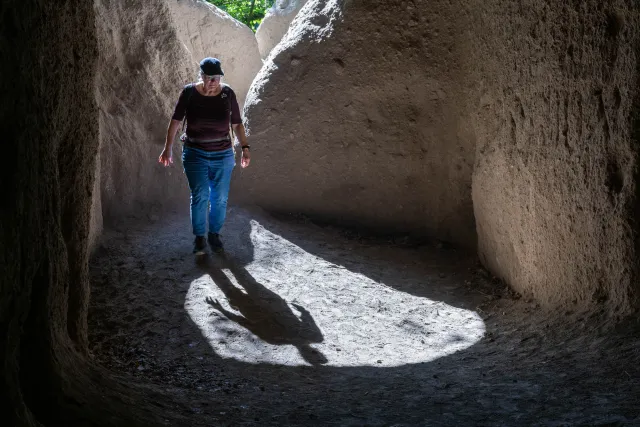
[241,149,251,168]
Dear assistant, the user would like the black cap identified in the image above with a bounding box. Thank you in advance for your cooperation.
[199,57,224,76]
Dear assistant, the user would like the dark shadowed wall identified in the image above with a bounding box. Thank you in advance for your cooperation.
[471,0,640,311]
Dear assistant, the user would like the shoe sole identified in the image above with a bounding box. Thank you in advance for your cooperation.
[194,249,207,256]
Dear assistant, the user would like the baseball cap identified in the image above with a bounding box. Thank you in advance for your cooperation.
[199,57,224,76]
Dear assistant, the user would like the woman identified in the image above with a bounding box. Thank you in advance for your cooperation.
[159,57,250,255]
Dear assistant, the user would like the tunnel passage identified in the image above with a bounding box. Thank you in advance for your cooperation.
[94,1,640,313]
[2,0,640,426]
[93,0,261,246]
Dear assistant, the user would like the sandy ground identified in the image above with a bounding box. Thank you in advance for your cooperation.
[89,206,640,426]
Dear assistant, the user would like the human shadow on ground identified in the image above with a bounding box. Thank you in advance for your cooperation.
[87,209,640,426]
[196,254,328,366]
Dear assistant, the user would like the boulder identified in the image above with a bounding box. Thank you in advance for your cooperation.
[236,0,478,248]
[256,0,309,59]
[235,0,640,311]
[167,0,263,106]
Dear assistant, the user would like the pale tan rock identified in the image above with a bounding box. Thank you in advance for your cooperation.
[237,0,478,249]
[236,0,640,311]
[256,0,309,59]
[167,0,262,106]
[94,0,192,224]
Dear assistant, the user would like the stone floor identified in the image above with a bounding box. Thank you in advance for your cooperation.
[89,206,640,426]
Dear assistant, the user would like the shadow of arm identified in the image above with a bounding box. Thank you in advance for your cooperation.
[206,297,253,329]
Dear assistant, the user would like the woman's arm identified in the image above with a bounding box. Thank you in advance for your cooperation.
[232,122,248,146]
[158,119,182,166]
[159,86,189,167]
[232,122,251,168]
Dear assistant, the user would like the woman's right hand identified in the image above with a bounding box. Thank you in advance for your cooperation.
[158,147,173,167]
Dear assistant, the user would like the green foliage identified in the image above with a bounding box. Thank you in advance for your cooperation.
[206,0,276,31]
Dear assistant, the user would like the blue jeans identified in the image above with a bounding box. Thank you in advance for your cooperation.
[182,146,235,236]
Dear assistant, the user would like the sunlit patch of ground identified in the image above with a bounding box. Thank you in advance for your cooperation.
[185,220,485,367]
[89,207,640,426]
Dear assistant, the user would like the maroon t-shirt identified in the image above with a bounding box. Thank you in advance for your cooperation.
[171,83,242,151]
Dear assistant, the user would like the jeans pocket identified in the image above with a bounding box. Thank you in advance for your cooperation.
[222,149,236,169]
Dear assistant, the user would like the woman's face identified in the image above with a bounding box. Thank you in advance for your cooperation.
[202,74,221,91]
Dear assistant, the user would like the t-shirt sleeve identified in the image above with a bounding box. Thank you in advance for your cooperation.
[171,85,190,121]
[230,89,242,125]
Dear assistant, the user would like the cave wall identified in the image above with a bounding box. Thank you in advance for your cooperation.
[236,0,478,248]
[94,0,193,225]
[237,0,640,309]
[471,0,640,310]
[1,0,99,424]
[92,0,263,237]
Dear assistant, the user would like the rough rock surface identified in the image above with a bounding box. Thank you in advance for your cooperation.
[471,1,640,311]
[95,0,193,227]
[237,0,478,249]
[1,1,127,425]
[256,0,309,59]
[237,0,640,310]
[92,0,262,238]
[3,0,640,425]
[167,0,262,106]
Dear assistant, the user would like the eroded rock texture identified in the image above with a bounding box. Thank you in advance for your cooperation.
[95,0,192,225]
[1,0,98,424]
[238,0,640,310]
[167,0,262,106]
[471,1,640,310]
[3,1,640,424]
[93,0,262,235]
[238,0,478,248]
[256,0,309,59]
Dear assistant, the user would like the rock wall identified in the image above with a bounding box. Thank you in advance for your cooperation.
[237,0,478,248]
[88,150,103,251]
[2,2,639,425]
[92,0,263,236]
[256,0,309,59]
[237,0,640,310]
[167,0,263,106]
[95,0,193,226]
[471,1,640,310]
[1,0,99,423]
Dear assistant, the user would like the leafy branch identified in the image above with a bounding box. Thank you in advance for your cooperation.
[206,0,276,31]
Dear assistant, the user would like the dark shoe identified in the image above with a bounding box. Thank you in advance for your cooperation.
[193,236,207,255]
[208,232,224,253]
